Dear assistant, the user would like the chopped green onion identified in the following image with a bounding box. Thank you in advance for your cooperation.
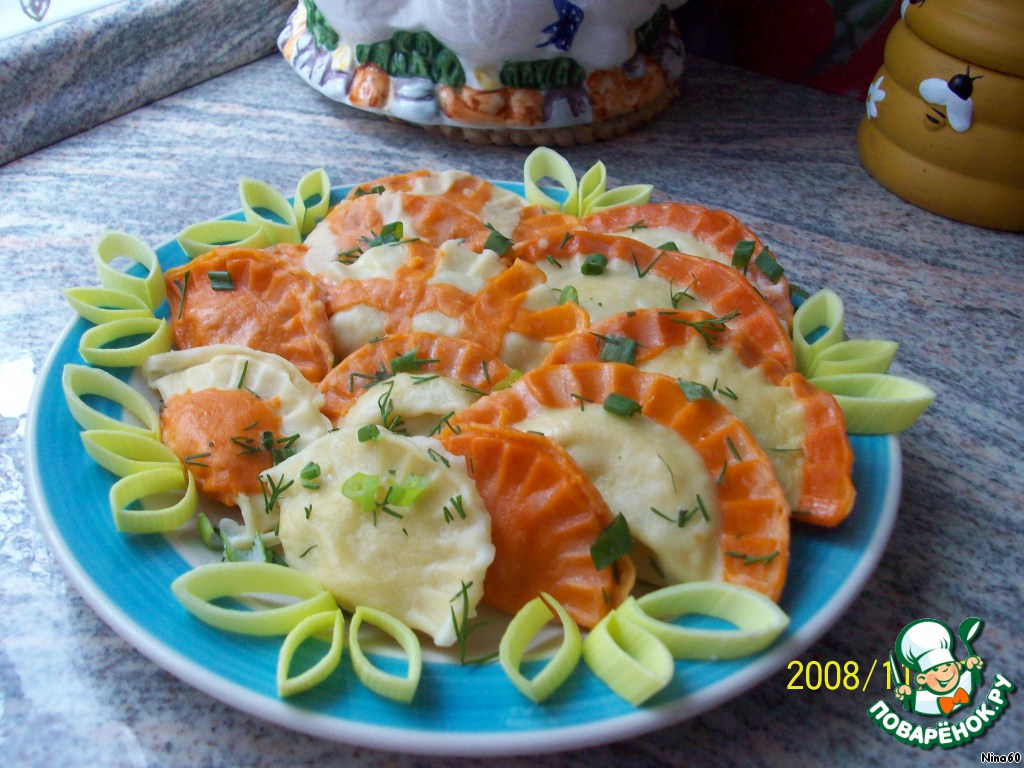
[731,240,756,272]
[603,393,641,418]
[594,334,637,365]
[499,593,581,703]
[223,530,272,563]
[387,474,429,506]
[337,246,362,263]
[581,253,608,275]
[678,379,715,402]
[493,369,522,390]
[657,241,679,252]
[754,247,784,283]
[590,512,633,570]
[197,512,223,551]
[342,472,380,515]
[357,423,380,442]
[362,221,405,248]
[207,270,235,291]
[558,285,579,305]
[483,224,514,256]
[353,184,385,197]
[390,348,425,373]
[349,606,422,703]
[277,609,345,698]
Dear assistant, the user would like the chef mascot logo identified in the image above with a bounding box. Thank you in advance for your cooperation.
[867,616,1018,750]
[893,618,983,716]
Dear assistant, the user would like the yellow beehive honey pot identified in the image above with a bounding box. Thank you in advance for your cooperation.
[857,0,1024,231]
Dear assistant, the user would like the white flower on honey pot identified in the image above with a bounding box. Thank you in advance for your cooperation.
[919,67,982,132]
[865,75,886,119]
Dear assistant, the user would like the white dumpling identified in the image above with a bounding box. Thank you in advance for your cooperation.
[515,406,722,586]
[143,345,331,531]
[342,373,478,435]
[638,336,807,508]
[142,344,331,448]
[272,425,494,647]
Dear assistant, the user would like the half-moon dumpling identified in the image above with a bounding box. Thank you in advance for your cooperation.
[142,345,331,523]
[272,424,494,647]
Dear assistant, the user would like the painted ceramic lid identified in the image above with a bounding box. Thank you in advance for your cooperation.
[279,0,688,143]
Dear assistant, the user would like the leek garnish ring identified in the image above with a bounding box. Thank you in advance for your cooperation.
[809,373,937,434]
[585,183,655,214]
[807,339,899,378]
[576,161,608,214]
[348,606,422,703]
[523,148,653,217]
[110,466,197,533]
[92,229,166,309]
[792,288,845,374]
[176,219,270,259]
[79,317,173,367]
[498,593,581,703]
[794,289,934,432]
[277,609,345,698]
[582,610,673,706]
[621,582,790,659]
[81,429,181,477]
[62,287,153,324]
[523,147,581,215]
[294,168,331,237]
[171,561,338,636]
[62,363,161,438]
[239,178,301,244]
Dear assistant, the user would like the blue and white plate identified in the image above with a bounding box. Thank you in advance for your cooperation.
[26,183,901,757]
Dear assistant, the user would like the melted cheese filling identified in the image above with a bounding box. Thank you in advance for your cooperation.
[515,407,721,586]
[639,338,808,506]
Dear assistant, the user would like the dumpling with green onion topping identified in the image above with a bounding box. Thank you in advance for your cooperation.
[270,424,494,647]
[142,345,331,526]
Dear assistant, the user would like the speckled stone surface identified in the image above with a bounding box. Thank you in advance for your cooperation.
[0,0,293,166]
[1,49,1022,767]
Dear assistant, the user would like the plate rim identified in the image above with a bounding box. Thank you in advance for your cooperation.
[23,183,902,757]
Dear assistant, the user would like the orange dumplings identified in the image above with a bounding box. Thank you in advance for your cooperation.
[441,425,635,628]
[164,246,335,383]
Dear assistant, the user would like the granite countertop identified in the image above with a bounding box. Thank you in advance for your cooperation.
[1,38,1022,768]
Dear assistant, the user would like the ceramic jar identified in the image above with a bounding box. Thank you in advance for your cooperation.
[857,0,1024,231]
[279,0,687,145]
